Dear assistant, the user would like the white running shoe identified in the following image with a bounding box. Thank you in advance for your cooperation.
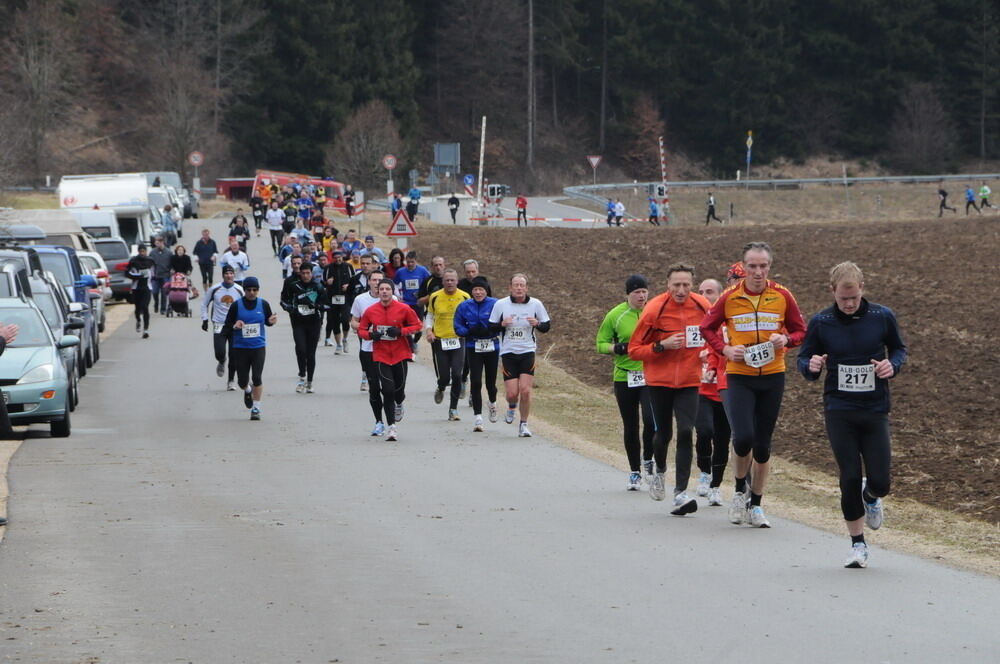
[864,498,884,530]
[226,381,236,392]
[670,492,698,516]
[296,378,305,394]
[488,402,498,423]
[216,361,225,378]
[360,375,368,392]
[707,487,723,506]
[304,381,313,394]
[371,421,385,436]
[518,422,532,437]
[324,338,333,347]
[335,343,342,355]
[748,505,771,528]
[394,403,405,422]
[448,409,461,421]
[649,472,666,501]
[473,415,484,432]
[696,472,711,497]
[386,424,398,441]
[504,407,516,424]
[342,339,348,353]
[729,491,748,524]
[627,472,641,491]
[844,542,869,568]
[642,460,654,484]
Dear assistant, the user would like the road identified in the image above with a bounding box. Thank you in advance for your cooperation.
[0,215,997,662]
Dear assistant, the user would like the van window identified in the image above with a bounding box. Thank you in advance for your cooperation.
[83,226,113,239]
[149,192,169,209]
[95,241,129,261]
[118,218,140,246]
[38,253,72,286]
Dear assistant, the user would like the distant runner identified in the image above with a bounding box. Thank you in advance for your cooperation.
[453,276,499,432]
[222,276,277,421]
[201,265,244,390]
[424,269,470,420]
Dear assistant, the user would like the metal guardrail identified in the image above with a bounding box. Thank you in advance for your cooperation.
[564,172,1000,206]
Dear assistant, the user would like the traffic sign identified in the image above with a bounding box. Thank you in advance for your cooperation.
[386,209,417,237]
[586,155,602,169]
[187,151,204,167]
[382,154,397,170]
[463,174,475,186]
[746,131,753,149]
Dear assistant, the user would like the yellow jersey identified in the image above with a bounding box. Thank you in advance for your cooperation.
[426,288,470,339]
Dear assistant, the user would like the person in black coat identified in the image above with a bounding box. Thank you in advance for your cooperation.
[170,245,193,275]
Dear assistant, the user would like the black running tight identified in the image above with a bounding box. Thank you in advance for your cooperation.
[647,385,699,491]
[613,382,654,472]
[695,394,731,487]
[825,410,891,522]
[467,349,499,415]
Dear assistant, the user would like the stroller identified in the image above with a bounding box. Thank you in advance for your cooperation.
[164,272,199,317]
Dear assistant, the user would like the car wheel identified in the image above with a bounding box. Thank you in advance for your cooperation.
[99,315,106,333]
[69,375,77,412]
[178,229,183,239]
[78,349,87,377]
[93,337,100,363]
[50,409,71,438]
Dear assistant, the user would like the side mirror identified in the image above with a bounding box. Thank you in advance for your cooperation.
[68,302,84,313]
[64,317,85,331]
[77,274,98,288]
[57,335,80,349]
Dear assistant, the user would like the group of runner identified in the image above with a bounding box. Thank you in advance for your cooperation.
[596,241,907,568]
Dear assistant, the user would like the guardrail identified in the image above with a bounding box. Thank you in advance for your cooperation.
[564,172,1000,206]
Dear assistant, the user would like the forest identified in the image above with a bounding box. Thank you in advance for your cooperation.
[0,0,997,193]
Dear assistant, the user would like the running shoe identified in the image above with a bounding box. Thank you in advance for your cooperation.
[142,331,149,339]
[748,505,771,528]
[670,492,698,516]
[518,422,532,437]
[243,390,253,409]
[342,339,348,353]
[386,424,398,441]
[642,460,654,483]
[216,361,225,378]
[504,406,516,424]
[360,375,368,392]
[627,472,641,491]
[227,381,236,391]
[335,343,343,355]
[371,421,385,436]
[696,472,711,497]
[844,542,869,569]
[729,491,748,524]
[324,338,333,347]
[434,388,444,404]
[707,487,723,506]
[448,409,460,421]
[473,415,484,432]
[304,381,313,394]
[296,378,305,394]
[649,472,666,501]
[394,403,404,422]
[250,407,261,421]
[862,480,884,530]
[488,402,498,423]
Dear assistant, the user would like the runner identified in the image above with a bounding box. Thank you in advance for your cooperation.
[700,241,807,528]
[393,251,431,351]
[280,261,325,394]
[125,243,155,339]
[453,276,499,432]
[265,201,285,255]
[350,270,389,434]
[192,228,218,292]
[596,275,655,491]
[222,276,277,421]
[648,198,661,226]
[797,262,907,568]
[488,274,551,437]
[706,192,723,224]
[358,279,422,441]
[323,249,355,352]
[515,193,528,227]
[250,194,265,236]
[694,277,730,506]
[457,259,488,398]
[218,239,250,286]
[229,215,252,251]
[201,265,244,390]
[628,264,711,514]
[416,256,446,305]
[965,185,981,215]
[937,185,957,216]
[606,198,616,226]
[448,192,460,223]
[613,199,625,226]
[979,181,995,210]
[425,268,470,420]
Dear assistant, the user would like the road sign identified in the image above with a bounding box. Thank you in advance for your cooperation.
[382,154,397,170]
[386,209,417,237]
[586,155,602,169]
[463,174,475,186]
[746,131,753,149]
[187,151,204,167]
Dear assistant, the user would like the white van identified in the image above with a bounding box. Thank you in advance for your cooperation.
[69,209,119,240]
[58,173,159,251]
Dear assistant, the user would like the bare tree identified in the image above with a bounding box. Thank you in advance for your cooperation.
[887,83,957,173]
[325,100,402,192]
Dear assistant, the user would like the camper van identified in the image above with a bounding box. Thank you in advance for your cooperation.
[1,209,97,253]
[69,208,119,240]
[58,173,160,251]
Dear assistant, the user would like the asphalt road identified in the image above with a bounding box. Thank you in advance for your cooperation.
[0,215,997,662]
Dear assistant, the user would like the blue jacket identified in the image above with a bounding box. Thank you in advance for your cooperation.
[453,296,499,351]
[393,264,430,305]
[797,299,907,413]
[408,188,421,201]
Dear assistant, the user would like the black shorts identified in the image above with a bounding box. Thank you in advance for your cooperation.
[231,347,266,387]
[501,352,536,379]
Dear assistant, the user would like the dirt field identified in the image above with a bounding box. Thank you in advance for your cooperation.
[415,216,1000,526]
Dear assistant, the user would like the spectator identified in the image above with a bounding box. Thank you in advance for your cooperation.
[170,244,193,275]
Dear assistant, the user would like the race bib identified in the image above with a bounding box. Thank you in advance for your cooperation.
[242,323,260,338]
[213,322,223,334]
[627,370,646,388]
[475,338,495,353]
[685,325,704,348]
[507,326,528,341]
[838,364,875,392]
[744,341,775,368]
[330,295,345,305]
[254,209,262,217]
[376,325,397,341]
[405,278,419,291]
[297,304,314,316]
[440,337,461,351]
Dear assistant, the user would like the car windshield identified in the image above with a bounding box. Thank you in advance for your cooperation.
[80,256,99,271]
[32,293,59,329]
[149,193,169,208]
[1,308,52,347]
[95,242,128,261]
[38,253,72,286]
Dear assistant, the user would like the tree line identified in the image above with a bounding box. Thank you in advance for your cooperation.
[1,0,997,192]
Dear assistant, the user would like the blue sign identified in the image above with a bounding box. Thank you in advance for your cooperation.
[463,174,475,186]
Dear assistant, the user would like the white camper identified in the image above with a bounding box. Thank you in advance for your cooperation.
[58,173,160,250]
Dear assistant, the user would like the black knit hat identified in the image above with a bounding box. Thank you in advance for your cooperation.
[625,274,648,294]
[469,275,492,296]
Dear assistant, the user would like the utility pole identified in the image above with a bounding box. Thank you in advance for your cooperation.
[598,0,608,152]
[527,0,535,171]
[475,116,486,224]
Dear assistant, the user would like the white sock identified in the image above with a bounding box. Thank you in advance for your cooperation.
[244,386,252,393]
[252,401,261,409]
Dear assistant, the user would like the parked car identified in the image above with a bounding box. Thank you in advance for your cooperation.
[78,251,111,332]
[33,246,100,368]
[79,260,106,334]
[0,298,78,437]
[27,275,85,411]
[93,238,131,301]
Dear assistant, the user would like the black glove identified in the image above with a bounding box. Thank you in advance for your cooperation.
[613,342,629,355]
[472,324,490,337]
[371,329,383,341]
[202,320,208,332]
[386,326,401,339]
